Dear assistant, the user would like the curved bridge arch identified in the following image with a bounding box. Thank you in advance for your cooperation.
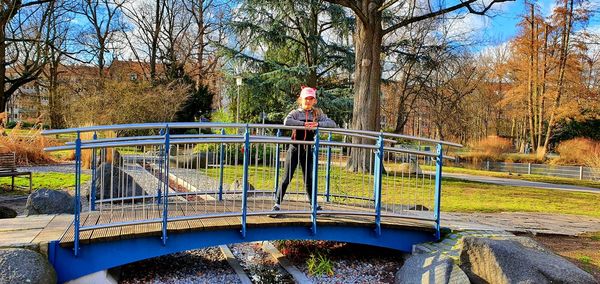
[42,123,460,283]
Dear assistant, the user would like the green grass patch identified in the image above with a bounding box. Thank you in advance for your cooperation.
[0,172,91,195]
[207,165,600,218]
[422,165,600,189]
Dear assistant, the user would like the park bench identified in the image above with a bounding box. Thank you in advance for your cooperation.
[0,152,32,192]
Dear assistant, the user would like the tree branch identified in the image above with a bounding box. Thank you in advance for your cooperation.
[383,0,513,35]
[325,0,367,24]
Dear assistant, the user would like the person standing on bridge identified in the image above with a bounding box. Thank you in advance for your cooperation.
[271,86,337,216]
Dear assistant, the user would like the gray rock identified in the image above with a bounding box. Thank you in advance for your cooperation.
[0,248,56,284]
[25,189,76,215]
[0,206,17,218]
[396,253,470,284]
[231,179,256,191]
[170,152,214,169]
[459,237,596,284]
[397,162,423,175]
[94,163,145,200]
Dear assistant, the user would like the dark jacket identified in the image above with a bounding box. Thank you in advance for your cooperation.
[284,108,337,141]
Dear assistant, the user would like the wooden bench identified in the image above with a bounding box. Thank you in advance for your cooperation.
[0,153,32,192]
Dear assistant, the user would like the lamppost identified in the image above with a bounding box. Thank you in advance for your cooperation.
[235,76,243,123]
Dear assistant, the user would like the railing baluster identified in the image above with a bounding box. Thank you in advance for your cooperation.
[241,126,250,238]
[218,128,225,201]
[433,143,443,240]
[156,129,165,204]
[73,131,81,256]
[273,129,281,197]
[90,132,97,211]
[161,126,170,246]
[311,128,320,235]
[373,134,384,236]
[325,132,332,203]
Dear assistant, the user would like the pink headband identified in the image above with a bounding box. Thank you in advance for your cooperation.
[300,87,317,99]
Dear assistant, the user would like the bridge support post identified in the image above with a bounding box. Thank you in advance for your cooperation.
[241,125,250,238]
[90,132,97,211]
[433,143,443,240]
[218,128,225,201]
[161,126,170,246]
[156,129,165,204]
[373,134,384,236]
[311,128,320,235]
[273,129,281,198]
[74,131,82,256]
[325,132,332,203]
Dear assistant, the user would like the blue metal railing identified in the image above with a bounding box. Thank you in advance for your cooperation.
[45,123,459,253]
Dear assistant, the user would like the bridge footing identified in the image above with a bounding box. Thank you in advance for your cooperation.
[49,225,436,283]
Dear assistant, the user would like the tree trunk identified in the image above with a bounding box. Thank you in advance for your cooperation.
[542,0,573,154]
[345,9,382,173]
[0,24,6,113]
[196,1,204,88]
[526,4,536,152]
[537,23,549,151]
[150,0,162,82]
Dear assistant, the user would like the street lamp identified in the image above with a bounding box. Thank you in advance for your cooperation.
[235,76,243,123]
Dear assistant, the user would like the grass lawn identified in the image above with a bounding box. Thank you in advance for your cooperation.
[206,165,600,218]
[422,165,600,189]
[0,172,91,195]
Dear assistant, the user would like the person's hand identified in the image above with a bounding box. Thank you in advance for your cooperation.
[304,122,318,128]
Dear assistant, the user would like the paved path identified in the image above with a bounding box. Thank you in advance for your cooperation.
[437,172,600,193]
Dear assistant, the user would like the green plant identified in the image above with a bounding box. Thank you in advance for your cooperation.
[306,253,334,276]
[579,255,592,264]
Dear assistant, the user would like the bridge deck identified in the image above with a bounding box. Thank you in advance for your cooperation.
[59,200,435,247]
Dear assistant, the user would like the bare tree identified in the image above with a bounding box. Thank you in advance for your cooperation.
[122,0,165,81]
[72,0,127,77]
[0,0,54,113]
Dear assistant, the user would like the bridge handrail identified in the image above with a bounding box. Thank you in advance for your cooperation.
[41,122,461,147]
[44,135,452,159]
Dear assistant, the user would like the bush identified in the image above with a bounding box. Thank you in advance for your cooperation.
[468,136,513,162]
[0,124,59,165]
[555,138,600,166]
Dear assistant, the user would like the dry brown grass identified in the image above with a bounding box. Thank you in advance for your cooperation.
[80,131,117,169]
[554,138,600,166]
[467,136,513,162]
[0,123,60,165]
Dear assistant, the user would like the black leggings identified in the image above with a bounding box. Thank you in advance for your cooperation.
[275,144,313,205]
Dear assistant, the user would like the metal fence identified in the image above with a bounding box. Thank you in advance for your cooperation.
[42,123,461,255]
[447,160,599,181]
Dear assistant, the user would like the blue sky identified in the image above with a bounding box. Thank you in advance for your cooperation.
[465,0,600,48]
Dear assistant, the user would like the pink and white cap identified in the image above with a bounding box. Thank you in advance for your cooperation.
[300,87,317,99]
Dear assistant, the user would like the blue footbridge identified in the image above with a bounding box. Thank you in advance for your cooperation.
[41,123,461,283]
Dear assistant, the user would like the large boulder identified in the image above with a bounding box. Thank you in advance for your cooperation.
[397,162,423,175]
[25,189,76,215]
[0,206,17,219]
[395,253,469,284]
[170,152,212,169]
[94,163,145,200]
[230,179,256,191]
[459,237,596,284]
[0,248,56,284]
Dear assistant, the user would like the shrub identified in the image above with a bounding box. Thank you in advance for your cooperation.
[468,136,513,162]
[0,123,59,165]
[555,138,600,166]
